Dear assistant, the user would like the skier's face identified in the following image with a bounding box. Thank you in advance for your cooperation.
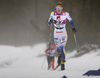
[56,5,63,14]
[50,45,54,49]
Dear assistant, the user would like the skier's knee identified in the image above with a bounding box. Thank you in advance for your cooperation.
[57,47,61,54]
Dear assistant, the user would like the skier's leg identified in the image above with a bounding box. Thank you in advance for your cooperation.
[51,56,54,69]
[60,45,66,64]
[54,29,64,70]
[54,37,61,66]
[47,56,51,70]
[60,46,66,70]
[60,30,68,70]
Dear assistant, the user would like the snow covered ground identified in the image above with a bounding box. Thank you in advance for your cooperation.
[0,43,100,78]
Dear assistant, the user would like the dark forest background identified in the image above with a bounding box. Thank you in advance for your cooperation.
[0,0,100,51]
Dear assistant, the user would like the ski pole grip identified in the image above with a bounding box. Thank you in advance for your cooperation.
[50,23,52,32]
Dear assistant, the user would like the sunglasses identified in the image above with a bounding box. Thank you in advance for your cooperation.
[56,7,62,10]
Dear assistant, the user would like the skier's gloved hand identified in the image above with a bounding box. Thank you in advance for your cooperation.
[50,19,57,24]
[72,27,76,33]
[50,18,53,23]
[53,20,57,24]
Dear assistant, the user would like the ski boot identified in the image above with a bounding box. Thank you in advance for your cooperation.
[61,61,65,70]
[61,64,65,70]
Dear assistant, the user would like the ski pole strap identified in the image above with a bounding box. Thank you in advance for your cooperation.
[50,23,52,32]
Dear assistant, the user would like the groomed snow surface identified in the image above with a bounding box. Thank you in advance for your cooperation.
[0,43,100,78]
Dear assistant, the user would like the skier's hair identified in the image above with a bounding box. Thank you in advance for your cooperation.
[56,1,63,7]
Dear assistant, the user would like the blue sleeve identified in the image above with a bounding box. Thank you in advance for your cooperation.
[48,21,51,26]
[69,19,74,28]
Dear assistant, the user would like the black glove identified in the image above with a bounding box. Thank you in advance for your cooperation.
[50,19,57,24]
[50,19,53,23]
[53,20,57,24]
[72,27,76,33]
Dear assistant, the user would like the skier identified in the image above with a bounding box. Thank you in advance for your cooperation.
[44,43,57,70]
[48,1,76,70]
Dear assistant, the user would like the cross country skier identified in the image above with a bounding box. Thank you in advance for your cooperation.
[48,1,76,70]
[44,43,57,70]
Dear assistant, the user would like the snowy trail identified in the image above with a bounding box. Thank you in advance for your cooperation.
[0,44,100,78]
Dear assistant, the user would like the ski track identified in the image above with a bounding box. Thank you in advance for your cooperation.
[0,45,100,78]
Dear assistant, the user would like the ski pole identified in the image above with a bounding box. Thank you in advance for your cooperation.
[49,23,52,55]
[41,57,46,68]
[50,23,52,32]
[74,34,79,52]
